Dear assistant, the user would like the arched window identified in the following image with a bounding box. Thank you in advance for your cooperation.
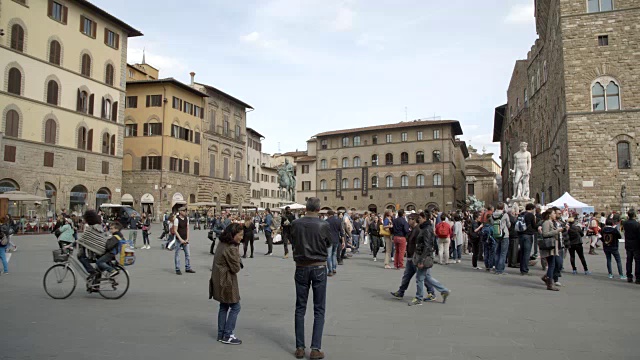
[320,180,327,190]
[353,156,361,167]
[47,80,59,105]
[433,173,442,186]
[320,159,327,169]
[49,40,61,65]
[44,119,57,144]
[386,175,393,188]
[110,135,116,156]
[401,175,408,187]
[401,152,408,164]
[385,153,393,165]
[10,24,24,52]
[81,54,91,76]
[77,127,87,149]
[432,150,441,162]
[417,174,425,187]
[5,110,19,137]
[617,141,631,169]
[102,132,110,154]
[371,176,378,188]
[606,81,620,110]
[342,157,349,168]
[353,178,361,189]
[592,81,620,111]
[8,68,22,95]
[341,178,349,189]
[105,64,114,85]
[371,154,378,166]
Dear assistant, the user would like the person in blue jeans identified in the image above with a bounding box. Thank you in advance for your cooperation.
[210,223,244,345]
[481,222,496,272]
[174,207,195,275]
[0,218,10,275]
[492,203,511,274]
[601,218,626,280]
[326,210,344,276]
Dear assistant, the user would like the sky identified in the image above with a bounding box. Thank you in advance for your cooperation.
[95,0,538,160]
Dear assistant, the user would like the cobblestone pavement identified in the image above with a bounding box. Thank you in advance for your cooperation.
[1,230,638,360]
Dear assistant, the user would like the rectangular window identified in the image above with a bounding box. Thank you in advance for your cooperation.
[598,35,609,46]
[80,16,96,38]
[401,132,408,142]
[385,134,392,143]
[125,124,138,137]
[172,96,181,109]
[302,181,311,191]
[353,136,361,146]
[235,125,241,140]
[194,162,200,176]
[49,1,67,24]
[467,183,475,196]
[342,137,349,147]
[104,29,119,49]
[417,131,423,140]
[102,161,109,174]
[77,157,85,171]
[147,95,162,107]
[321,140,328,149]
[126,96,138,108]
[224,115,230,136]
[170,157,178,172]
[4,145,16,162]
[588,0,613,12]
[302,165,309,174]
[184,160,190,174]
[183,102,193,114]
[372,135,378,145]
[44,152,54,167]
[194,106,202,119]
[433,129,441,139]
[143,123,162,136]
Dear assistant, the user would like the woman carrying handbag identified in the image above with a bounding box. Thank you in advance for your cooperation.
[540,210,567,291]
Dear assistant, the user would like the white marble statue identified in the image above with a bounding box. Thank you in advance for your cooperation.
[509,141,532,200]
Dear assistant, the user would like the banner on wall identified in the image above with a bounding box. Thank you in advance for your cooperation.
[336,169,342,198]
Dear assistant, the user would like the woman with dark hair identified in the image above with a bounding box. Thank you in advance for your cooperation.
[368,215,381,261]
[541,209,565,291]
[242,217,256,258]
[210,223,244,345]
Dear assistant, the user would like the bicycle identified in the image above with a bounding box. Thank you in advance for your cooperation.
[43,245,130,300]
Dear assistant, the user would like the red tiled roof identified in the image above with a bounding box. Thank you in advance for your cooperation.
[296,156,316,162]
[314,120,463,137]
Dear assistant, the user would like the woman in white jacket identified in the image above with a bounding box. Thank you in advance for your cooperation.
[452,216,464,263]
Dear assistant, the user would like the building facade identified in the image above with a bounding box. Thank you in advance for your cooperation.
[494,0,640,212]
[246,127,264,207]
[465,146,501,207]
[312,120,467,213]
[1,0,141,215]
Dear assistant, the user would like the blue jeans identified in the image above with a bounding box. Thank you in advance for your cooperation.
[295,266,327,350]
[604,248,623,276]
[0,245,8,272]
[174,243,192,271]
[494,237,509,273]
[218,302,241,338]
[519,234,534,274]
[327,243,339,273]
[545,255,556,280]
[417,267,449,299]
[397,259,435,298]
[483,240,495,269]
[96,253,115,272]
[450,244,462,260]
[351,234,360,251]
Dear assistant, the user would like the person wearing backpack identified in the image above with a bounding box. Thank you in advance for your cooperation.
[492,203,511,275]
[435,213,452,265]
[470,212,483,269]
[518,203,537,275]
[602,218,626,280]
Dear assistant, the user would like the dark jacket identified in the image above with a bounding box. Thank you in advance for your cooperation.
[281,211,295,235]
[352,220,362,235]
[368,221,380,237]
[326,215,343,244]
[522,212,537,235]
[623,219,640,250]
[392,216,410,237]
[568,223,584,246]
[210,241,242,303]
[291,215,331,264]
[602,226,622,249]
[242,222,255,242]
[406,225,420,258]
[413,221,435,267]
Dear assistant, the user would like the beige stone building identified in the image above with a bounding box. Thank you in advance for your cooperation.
[494,0,640,212]
[310,120,468,213]
[0,0,141,215]
[246,127,264,207]
[464,146,501,206]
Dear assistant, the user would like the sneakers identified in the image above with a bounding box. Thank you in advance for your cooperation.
[295,348,305,359]
[390,291,404,299]
[628,276,634,283]
[185,269,196,274]
[384,265,392,269]
[221,334,242,345]
[176,270,183,275]
[608,274,614,279]
[441,291,450,304]
[555,282,562,287]
[373,257,377,262]
[108,269,119,278]
[408,297,423,306]
[310,349,325,359]
[620,275,628,280]
[424,293,437,302]
[456,260,461,263]
[572,270,577,275]
[265,253,273,256]
[283,254,289,259]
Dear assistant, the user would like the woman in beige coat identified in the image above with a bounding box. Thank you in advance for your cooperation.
[210,223,243,345]
[540,210,567,291]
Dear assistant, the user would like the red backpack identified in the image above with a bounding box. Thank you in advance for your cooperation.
[435,222,449,238]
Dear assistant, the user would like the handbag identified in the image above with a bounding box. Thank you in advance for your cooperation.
[412,253,434,269]
[538,236,556,251]
[379,224,391,237]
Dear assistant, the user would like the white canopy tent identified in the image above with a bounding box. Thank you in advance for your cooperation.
[547,192,594,213]
[279,203,306,210]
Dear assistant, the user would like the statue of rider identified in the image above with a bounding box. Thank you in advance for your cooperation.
[284,159,296,190]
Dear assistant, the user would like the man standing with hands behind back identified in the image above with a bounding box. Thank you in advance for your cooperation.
[281,206,296,259]
[174,207,195,275]
[291,197,331,360]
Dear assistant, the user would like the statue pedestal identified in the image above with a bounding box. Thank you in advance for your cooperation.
[507,198,533,212]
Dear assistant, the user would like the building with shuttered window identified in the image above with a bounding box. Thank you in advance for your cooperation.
[0,0,141,216]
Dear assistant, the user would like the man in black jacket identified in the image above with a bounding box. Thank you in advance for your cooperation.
[623,209,640,284]
[290,197,331,360]
[281,206,296,259]
[518,203,537,275]
[325,210,344,275]
[414,211,450,304]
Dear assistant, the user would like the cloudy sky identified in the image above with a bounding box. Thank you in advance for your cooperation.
[95,0,538,159]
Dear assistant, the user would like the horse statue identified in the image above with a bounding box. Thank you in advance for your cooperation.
[277,159,296,202]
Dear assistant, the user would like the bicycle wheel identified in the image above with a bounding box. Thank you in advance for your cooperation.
[43,264,77,299]
[99,264,130,300]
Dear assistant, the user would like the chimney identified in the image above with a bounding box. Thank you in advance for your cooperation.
[190,72,195,87]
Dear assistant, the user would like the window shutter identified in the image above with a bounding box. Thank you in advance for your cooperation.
[80,16,85,33]
[76,89,82,111]
[48,0,53,17]
[143,123,149,136]
[89,94,95,115]
[62,6,68,24]
[146,95,150,107]
[112,102,118,121]
[141,156,147,170]
[104,29,108,45]
[87,129,93,151]
[115,33,120,49]
[101,97,105,118]
[91,21,97,38]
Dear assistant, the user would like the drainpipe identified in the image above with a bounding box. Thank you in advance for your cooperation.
[159,85,167,219]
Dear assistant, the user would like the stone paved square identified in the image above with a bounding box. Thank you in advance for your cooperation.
[1,230,638,360]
